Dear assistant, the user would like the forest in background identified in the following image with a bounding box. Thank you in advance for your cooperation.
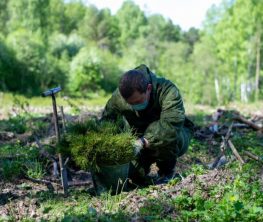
[0,0,262,105]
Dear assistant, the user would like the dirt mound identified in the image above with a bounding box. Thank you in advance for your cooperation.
[120,169,233,214]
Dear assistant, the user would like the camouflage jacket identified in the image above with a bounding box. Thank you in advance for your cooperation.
[101,64,194,150]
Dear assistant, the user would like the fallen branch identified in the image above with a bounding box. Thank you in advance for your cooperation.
[228,140,245,164]
[64,157,69,166]
[208,123,233,170]
[244,151,262,162]
[220,136,227,152]
[25,176,55,192]
[232,123,250,129]
[208,155,227,169]
[233,114,263,132]
[68,181,92,187]
[220,122,233,153]
[224,122,233,142]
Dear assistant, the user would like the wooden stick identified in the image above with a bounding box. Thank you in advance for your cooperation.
[52,161,59,177]
[220,122,233,153]
[60,106,67,133]
[220,136,226,152]
[210,123,234,170]
[244,151,262,162]
[225,122,233,141]
[59,153,69,195]
[51,95,69,195]
[228,140,245,164]
[64,157,69,166]
[233,115,263,131]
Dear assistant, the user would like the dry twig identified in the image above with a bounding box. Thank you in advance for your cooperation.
[228,140,245,164]
[233,114,263,132]
[244,151,262,162]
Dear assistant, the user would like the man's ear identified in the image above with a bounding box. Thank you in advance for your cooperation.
[147,84,152,91]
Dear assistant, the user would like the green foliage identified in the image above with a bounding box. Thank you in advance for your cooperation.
[1,108,261,221]
[0,0,262,102]
[68,47,103,95]
[0,36,20,92]
[138,198,174,221]
[183,27,200,47]
[0,0,8,35]
[78,6,120,53]
[203,0,263,103]
[116,0,147,47]
[119,37,160,71]
[7,0,50,37]
[48,32,84,58]
[1,160,23,180]
[68,45,121,95]
[58,119,136,170]
[190,37,218,104]
[146,15,182,42]
[0,156,46,181]
[172,170,263,221]
[6,30,65,95]
[157,42,192,89]
[38,189,129,222]
[63,1,86,35]
[1,115,28,134]
[188,164,206,175]
[98,185,127,214]
[25,160,45,179]
[0,143,39,158]
[0,95,50,134]
[0,142,45,181]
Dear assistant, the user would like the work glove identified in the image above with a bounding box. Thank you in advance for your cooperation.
[132,138,144,155]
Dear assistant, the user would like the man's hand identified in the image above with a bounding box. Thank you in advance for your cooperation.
[132,139,144,155]
[132,137,149,155]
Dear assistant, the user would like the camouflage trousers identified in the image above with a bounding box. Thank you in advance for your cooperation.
[129,127,192,185]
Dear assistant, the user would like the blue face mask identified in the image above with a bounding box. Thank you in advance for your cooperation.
[131,99,149,111]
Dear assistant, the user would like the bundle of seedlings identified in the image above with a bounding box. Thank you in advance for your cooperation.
[57,118,136,171]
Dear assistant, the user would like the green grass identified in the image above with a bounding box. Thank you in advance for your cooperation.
[1,92,262,119]
[185,100,263,116]
[0,143,46,181]
[0,92,110,107]
[0,143,39,157]
[0,92,111,118]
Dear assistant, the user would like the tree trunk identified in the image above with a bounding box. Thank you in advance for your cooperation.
[255,26,261,101]
[233,55,238,101]
[214,69,220,104]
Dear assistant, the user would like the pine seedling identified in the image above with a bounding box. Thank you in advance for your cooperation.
[58,118,136,170]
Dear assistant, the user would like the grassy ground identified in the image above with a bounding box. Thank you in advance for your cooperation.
[0,92,110,119]
[0,94,262,221]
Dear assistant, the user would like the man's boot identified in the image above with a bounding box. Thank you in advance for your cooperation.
[155,159,178,185]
